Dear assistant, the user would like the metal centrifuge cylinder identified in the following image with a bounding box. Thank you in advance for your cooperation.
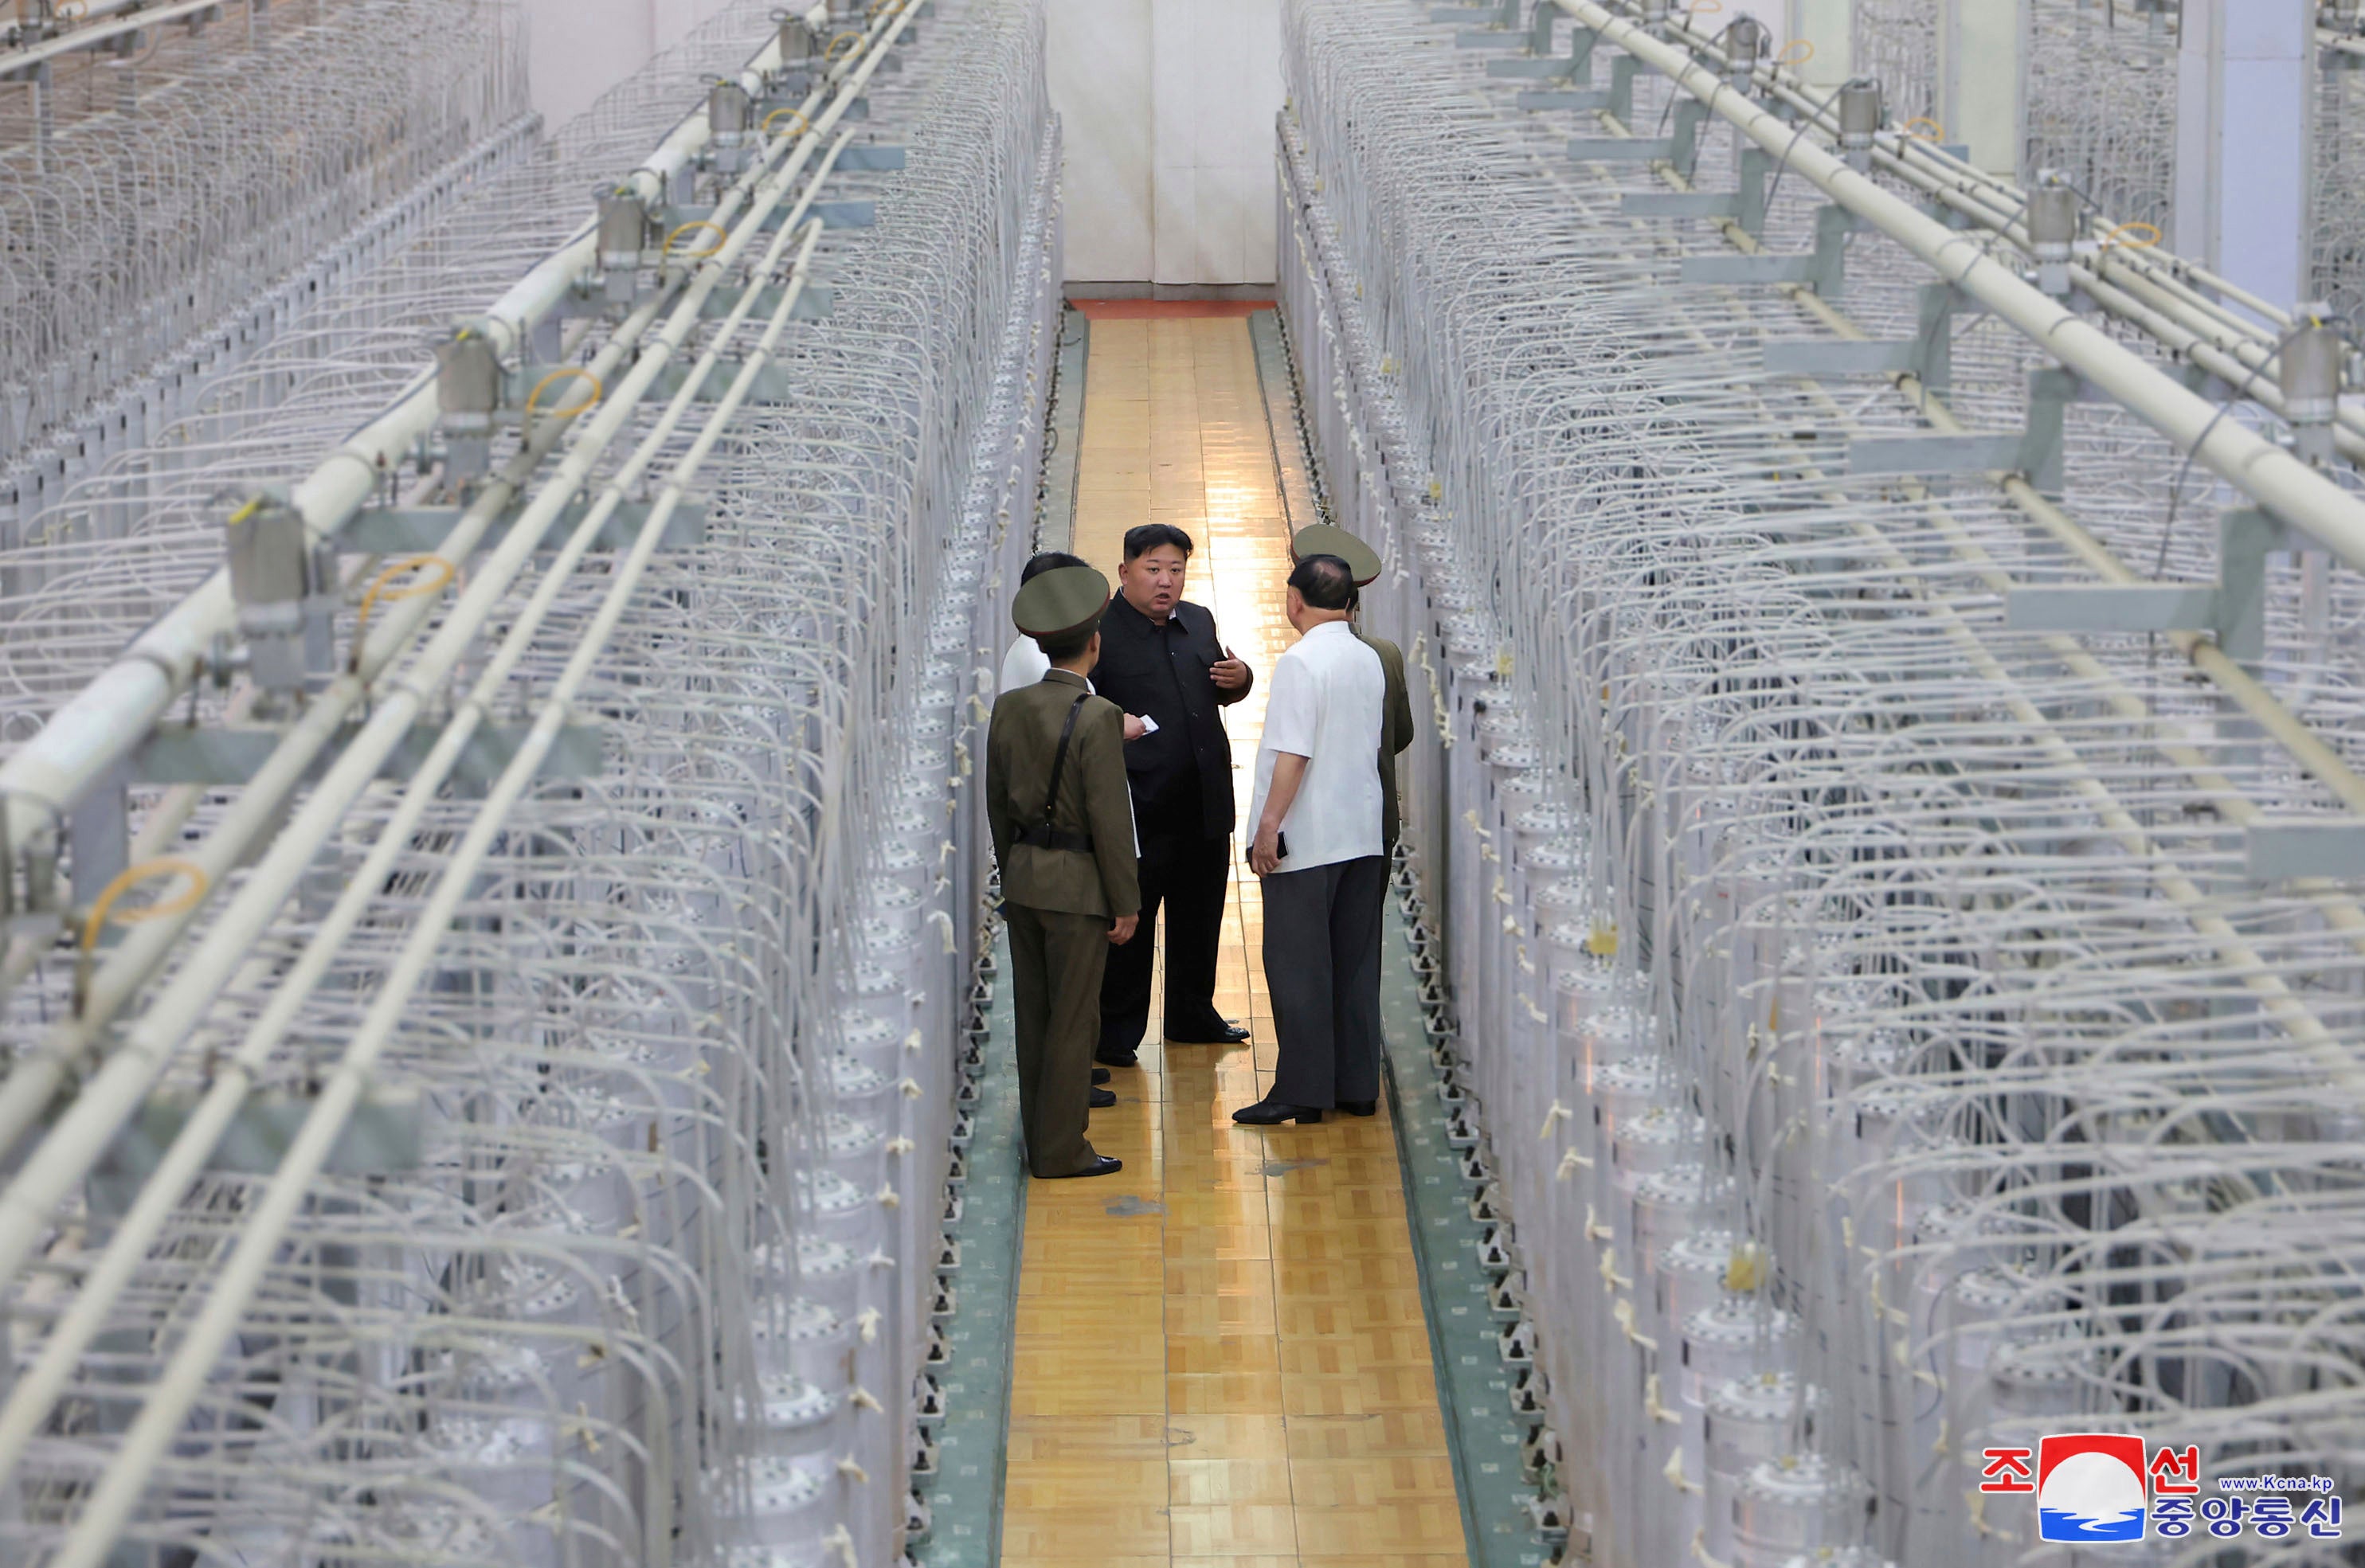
[1725,16,1765,91]
[2281,307,2346,467]
[1837,82,1881,171]
[2026,171,2079,297]
[433,324,503,482]
[708,79,754,174]
[595,184,652,304]
[225,490,331,695]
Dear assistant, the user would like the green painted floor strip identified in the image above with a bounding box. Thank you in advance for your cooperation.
[1382,876,1556,1568]
[913,925,1024,1565]
[1036,307,1089,553]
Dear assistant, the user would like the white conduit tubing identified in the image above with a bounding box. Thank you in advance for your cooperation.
[0,14,828,860]
[0,291,672,1170]
[0,13,910,1282]
[1560,0,2365,572]
[41,203,836,1568]
[0,184,844,1488]
[0,36,835,1167]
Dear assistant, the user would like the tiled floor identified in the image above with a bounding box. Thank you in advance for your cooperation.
[1000,306,1470,1566]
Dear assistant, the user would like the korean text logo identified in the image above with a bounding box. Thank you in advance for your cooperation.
[1979,1434,2345,1544]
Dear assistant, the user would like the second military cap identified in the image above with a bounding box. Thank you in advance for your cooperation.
[1012,564,1111,641]
[1290,523,1383,587]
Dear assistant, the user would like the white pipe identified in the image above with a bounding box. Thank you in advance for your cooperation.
[1560,0,2365,576]
[1,0,221,72]
[0,13,877,1261]
[0,24,797,858]
[0,1,907,1350]
[44,205,837,1568]
[0,166,842,1500]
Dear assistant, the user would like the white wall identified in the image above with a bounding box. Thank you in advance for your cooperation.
[521,0,745,133]
[1050,0,1282,289]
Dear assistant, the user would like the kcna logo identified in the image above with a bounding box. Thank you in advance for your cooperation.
[1981,1433,2186,1544]
[2034,1435,2151,1543]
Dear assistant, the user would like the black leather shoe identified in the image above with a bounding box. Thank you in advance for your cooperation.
[1339,1099,1377,1117]
[1169,1018,1251,1045]
[1091,1066,1111,1086]
[1232,1097,1322,1125]
[1040,1155,1122,1179]
[1090,1086,1117,1109]
[1094,1048,1138,1069]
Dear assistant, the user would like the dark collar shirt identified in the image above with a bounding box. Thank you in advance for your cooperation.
[1091,592,1252,842]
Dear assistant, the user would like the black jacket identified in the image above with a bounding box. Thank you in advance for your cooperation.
[1091,593,1252,842]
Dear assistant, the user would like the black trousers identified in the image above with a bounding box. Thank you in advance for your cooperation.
[1263,855,1388,1109]
[1098,828,1232,1055]
[1005,903,1110,1177]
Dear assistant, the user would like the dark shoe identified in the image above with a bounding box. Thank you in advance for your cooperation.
[1091,1066,1112,1086]
[1169,1018,1251,1045]
[1040,1155,1122,1179]
[1094,1047,1139,1069]
[1090,1086,1118,1109]
[1339,1099,1377,1117]
[1232,1097,1322,1125]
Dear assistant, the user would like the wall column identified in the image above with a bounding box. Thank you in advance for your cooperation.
[2175,0,2315,315]
[1936,0,2026,177]
[1784,0,1852,92]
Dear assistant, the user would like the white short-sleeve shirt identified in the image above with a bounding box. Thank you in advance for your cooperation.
[1244,620,1384,871]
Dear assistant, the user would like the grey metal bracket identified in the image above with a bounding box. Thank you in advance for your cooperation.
[344,498,708,556]
[1431,4,1508,19]
[658,198,875,234]
[1680,202,1846,293]
[1456,27,1528,48]
[1847,432,2027,477]
[2003,510,2298,664]
[1570,135,1674,162]
[1847,365,2073,487]
[1670,98,1709,179]
[1916,280,1960,397]
[1623,190,1740,219]
[68,760,129,913]
[1607,53,1640,120]
[135,721,605,792]
[2217,506,2298,663]
[88,1087,425,1217]
[2004,583,2218,635]
[834,143,906,171]
[2246,819,2365,880]
[1737,146,1771,237]
[648,356,797,404]
[1761,339,1923,376]
[1518,87,1611,109]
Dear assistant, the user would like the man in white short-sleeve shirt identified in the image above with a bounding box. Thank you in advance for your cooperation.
[1235,553,1388,1125]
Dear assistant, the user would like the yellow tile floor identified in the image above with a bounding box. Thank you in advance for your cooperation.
[1000,307,1470,1566]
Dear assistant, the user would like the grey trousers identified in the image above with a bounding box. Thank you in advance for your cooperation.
[1005,903,1110,1177]
[1263,855,1388,1109]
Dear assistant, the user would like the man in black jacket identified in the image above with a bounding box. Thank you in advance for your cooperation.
[1089,523,1255,1066]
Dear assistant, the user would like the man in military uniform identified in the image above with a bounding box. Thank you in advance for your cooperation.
[1290,524,1415,858]
[987,567,1141,1179]
[1286,525,1414,1117]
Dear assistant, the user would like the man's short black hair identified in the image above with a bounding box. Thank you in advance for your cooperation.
[1122,523,1195,561]
[1035,627,1096,663]
[1288,553,1355,612]
[1020,550,1087,585]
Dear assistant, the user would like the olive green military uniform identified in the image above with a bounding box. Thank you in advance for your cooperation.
[1358,627,1415,854]
[989,667,1142,1178]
